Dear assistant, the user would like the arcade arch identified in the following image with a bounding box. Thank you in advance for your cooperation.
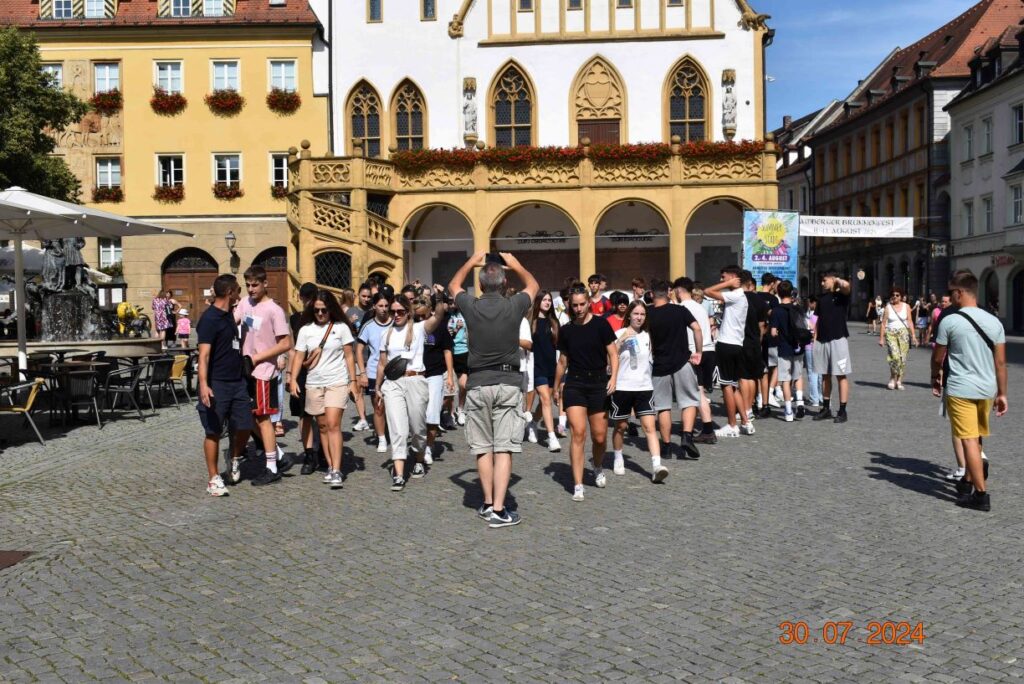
[594,200,670,288]
[490,202,580,290]
[685,198,748,285]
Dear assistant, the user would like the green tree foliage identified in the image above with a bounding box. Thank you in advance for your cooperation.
[0,28,89,201]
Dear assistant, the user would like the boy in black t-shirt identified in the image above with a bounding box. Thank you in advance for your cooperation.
[812,270,853,423]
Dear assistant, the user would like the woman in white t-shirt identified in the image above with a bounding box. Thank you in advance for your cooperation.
[288,290,357,489]
[375,294,445,492]
[608,301,669,483]
[878,287,917,390]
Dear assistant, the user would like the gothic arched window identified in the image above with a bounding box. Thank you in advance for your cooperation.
[347,81,383,157]
[392,80,427,151]
[665,58,709,143]
[490,63,535,148]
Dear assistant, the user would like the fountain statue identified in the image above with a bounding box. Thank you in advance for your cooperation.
[30,237,105,341]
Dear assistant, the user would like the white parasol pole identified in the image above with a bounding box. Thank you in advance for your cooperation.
[13,227,27,378]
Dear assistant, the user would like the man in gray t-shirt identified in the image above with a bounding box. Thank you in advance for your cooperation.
[450,251,539,529]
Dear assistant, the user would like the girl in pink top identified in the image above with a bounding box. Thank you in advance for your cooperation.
[175,309,191,347]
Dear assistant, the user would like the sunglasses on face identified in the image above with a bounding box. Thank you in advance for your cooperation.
[391,309,407,315]
[314,307,329,314]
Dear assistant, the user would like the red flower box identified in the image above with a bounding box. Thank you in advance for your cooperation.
[266,88,301,114]
[205,89,245,116]
[271,184,289,199]
[89,89,122,116]
[150,87,187,116]
[677,139,764,161]
[213,182,244,200]
[92,186,124,203]
[153,185,184,203]
[589,143,673,165]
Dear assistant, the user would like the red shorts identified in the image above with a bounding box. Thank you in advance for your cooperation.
[251,377,280,417]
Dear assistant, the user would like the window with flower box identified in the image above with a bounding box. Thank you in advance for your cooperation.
[158,155,184,187]
[271,154,288,188]
[214,154,241,185]
[96,158,121,188]
[666,58,708,143]
[491,64,534,148]
[269,60,296,93]
[156,61,183,94]
[94,62,120,94]
[212,61,239,91]
[99,239,122,269]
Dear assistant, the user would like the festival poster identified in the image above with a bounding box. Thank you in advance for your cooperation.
[742,210,800,284]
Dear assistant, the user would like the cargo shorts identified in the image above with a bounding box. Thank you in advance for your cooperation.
[465,384,525,456]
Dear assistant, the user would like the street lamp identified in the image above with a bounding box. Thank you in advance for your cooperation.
[224,230,240,274]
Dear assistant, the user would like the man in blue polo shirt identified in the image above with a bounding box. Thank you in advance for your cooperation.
[197,274,253,496]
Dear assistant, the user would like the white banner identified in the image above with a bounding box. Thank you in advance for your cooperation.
[799,216,914,238]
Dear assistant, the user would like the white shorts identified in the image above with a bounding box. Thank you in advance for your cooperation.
[426,374,445,425]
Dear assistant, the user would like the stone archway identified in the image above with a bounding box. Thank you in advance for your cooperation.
[981,269,999,314]
[595,200,670,288]
[402,204,474,288]
[161,248,218,317]
[685,198,748,286]
[252,246,288,305]
[491,202,580,291]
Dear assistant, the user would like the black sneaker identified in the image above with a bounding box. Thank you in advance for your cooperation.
[833,412,848,424]
[693,431,718,445]
[983,458,990,481]
[795,405,806,420]
[955,477,973,496]
[956,491,991,512]
[390,475,406,492]
[812,409,833,421]
[251,468,282,486]
[758,405,772,419]
[488,509,522,528]
[477,503,494,520]
[277,452,294,474]
[300,450,317,476]
[681,433,701,460]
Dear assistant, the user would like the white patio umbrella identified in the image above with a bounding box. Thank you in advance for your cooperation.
[0,186,192,374]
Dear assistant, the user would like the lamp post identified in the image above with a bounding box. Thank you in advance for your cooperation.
[224,230,240,274]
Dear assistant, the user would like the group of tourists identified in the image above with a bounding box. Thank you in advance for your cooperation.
[194,256,1007,523]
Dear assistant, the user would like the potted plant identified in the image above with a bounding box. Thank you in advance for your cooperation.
[270,184,289,199]
[266,88,301,114]
[205,89,245,116]
[92,186,124,203]
[89,88,122,116]
[150,87,187,116]
[153,185,184,203]
[213,182,244,200]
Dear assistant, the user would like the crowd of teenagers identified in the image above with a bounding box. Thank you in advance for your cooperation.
[195,258,1007,525]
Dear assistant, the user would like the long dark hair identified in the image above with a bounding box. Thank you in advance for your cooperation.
[300,289,352,336]
[531,290,559,346]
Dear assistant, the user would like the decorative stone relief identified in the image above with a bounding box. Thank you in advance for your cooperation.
[398,168,475,189]
[488,163,580,186]
[311,161,351,185]
[364,161,393,187]
[463,77,478,142]
[681,157,761,181]
[311,200,353,233]
[49,60,122,190]
[367,215,396,246]
[592,162,670,184]
[575,58,624,121]
[722,70,737,141]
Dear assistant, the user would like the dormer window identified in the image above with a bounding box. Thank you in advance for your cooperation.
[171,0,191,17]
[53,0,73,18]
[84,0,104,18]
[204,0,224,17]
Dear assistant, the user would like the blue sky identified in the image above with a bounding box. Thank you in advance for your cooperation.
[758,0,975,130]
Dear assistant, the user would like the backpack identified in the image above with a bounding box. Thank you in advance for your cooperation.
[784,303,813,349]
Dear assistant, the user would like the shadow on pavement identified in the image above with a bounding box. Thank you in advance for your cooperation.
[865,451,957,502]
[856,380,933,390]
[448,468,520,512]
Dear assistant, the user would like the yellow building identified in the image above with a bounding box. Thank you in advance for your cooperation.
[5,0,328,315]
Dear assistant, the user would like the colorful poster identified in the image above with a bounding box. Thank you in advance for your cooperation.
[742,210,800,284]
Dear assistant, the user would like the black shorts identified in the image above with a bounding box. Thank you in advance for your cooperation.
[696,351,718,391]
[453,353,469,376]
[741,345,763,380]
[363,377,377,396]
[197,379,254,435]
[716,343,743,387]
[563,380,609,413]
[609,390,655,420]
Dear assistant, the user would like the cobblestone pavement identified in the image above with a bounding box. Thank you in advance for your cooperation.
[2,325,1023,682]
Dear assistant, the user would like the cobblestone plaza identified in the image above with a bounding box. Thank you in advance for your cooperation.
[2,328,1022,682]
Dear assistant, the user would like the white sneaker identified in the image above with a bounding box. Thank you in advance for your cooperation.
[746,409,755,422]
[456,409,466,426]
[784,410,794,423]
[594,470,607,488]
[376,439,388,453]
[613,455,625,475]
[944,467,965,481]
[526,426,538,444]
[740,422,756,436]
[768,394,782,408]
[353,419,370,432]
[714,424,740,438]
[207,475,229,497]
[774,387,784,401]
[323,470,333,483]
[547,435,561,452]
[572,484,585,501]
[229,458,241,484]
[423,447,433,465]
[652,464,669,483]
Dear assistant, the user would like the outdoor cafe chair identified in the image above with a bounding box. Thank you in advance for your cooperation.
[139,356,175,410]
[167,354,191,405]
[61,370,102,429]
[0,378,46,445]
[100,365,145,422]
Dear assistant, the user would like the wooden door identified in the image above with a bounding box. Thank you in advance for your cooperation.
[578,119,620,145]
[162,271,217,319]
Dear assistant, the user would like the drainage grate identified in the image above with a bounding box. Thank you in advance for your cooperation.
[0,551,32,570]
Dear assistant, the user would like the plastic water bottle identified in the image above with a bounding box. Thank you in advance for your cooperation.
[628,337,638,370]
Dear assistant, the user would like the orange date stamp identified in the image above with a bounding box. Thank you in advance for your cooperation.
[778,621,925,646]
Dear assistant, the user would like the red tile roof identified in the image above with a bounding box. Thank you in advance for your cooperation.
[820,0,1024,132]
[0,0,319,29]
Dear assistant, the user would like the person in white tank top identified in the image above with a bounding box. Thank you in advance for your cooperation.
[878,288,917,390]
